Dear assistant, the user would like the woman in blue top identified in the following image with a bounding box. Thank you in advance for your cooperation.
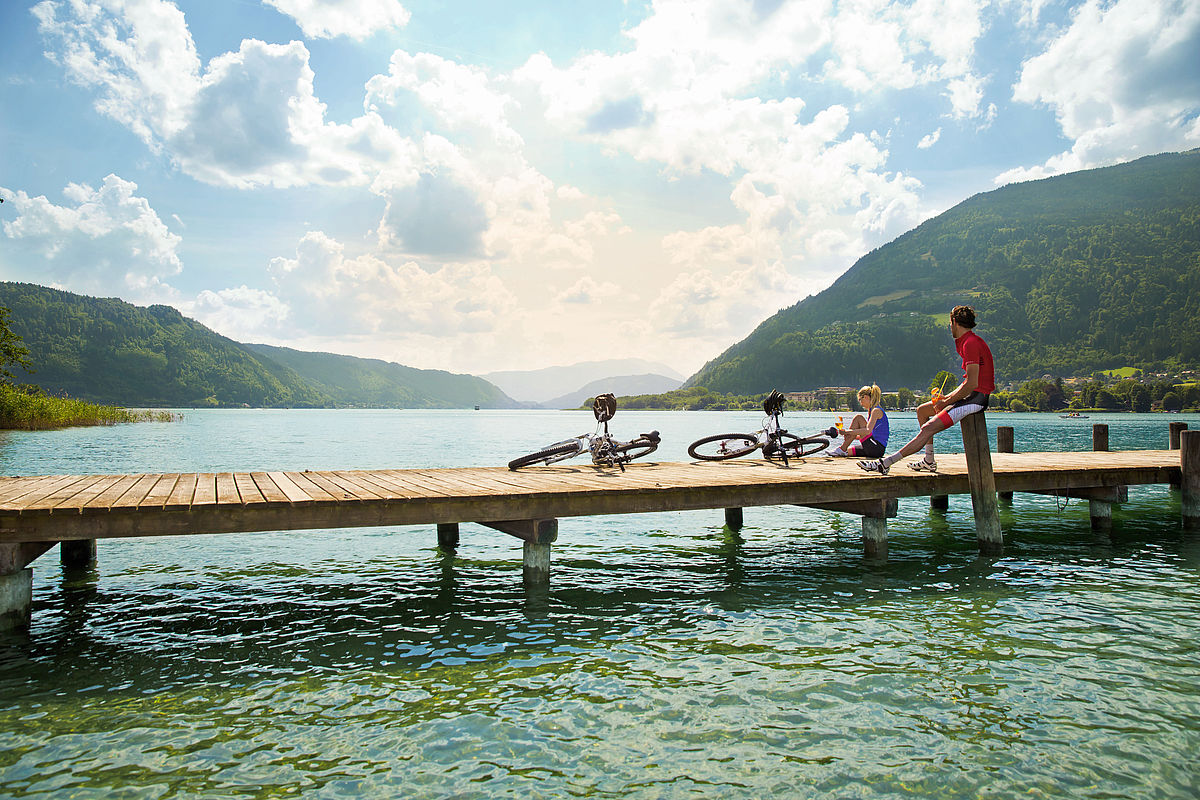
[829,384,889,458]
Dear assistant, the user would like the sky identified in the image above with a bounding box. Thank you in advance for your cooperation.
[1,0,1198,379]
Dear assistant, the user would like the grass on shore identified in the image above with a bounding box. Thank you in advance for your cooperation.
[0,383,179,430]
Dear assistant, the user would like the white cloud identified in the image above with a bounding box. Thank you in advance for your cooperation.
[556,277,622,305]
[999,0,1200,183]
[648,259,808,344]
[33,0,408,189]
[917,128,942,148]
[0,175,182,303]
[264,0,410,40]
[263,231,518,337]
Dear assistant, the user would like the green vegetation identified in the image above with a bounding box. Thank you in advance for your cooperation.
[0,283,518,408]
[687,150,1200,394]
[0,383,177,429]
[0,302,178,429]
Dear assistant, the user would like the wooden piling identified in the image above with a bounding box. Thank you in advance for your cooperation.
[724,507,744,530]
[1169,422,1187,491]
[60,538,97,568]
[523,541,551,585]
[1090,424,1113,530]
[1182,430,1200,530]
[436,523,460,551]
[1,542,54,631]
[930,494,949,510]
[960,413,1002,553]
[997,426,1014,502]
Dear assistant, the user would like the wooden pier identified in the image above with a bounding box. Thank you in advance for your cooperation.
[1,421,1198,630]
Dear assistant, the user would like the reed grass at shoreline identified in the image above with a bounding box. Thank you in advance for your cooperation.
[0,383,179,430]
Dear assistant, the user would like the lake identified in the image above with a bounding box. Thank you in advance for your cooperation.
[1,410,1198,798]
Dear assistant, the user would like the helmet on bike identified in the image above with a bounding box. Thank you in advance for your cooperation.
[592,393,617,422]
[763,390,785,416]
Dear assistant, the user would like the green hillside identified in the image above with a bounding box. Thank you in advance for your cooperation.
[244,343,514,409]
[0,283,516,408]
[686,150,1200,393]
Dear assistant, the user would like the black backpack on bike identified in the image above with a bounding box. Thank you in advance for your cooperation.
[592,393,617,423]
[762,390,785,416]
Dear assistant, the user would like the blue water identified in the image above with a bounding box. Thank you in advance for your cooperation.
[1,410,1198,799]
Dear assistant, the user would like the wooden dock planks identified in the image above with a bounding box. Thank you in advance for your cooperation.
[0,450,1184,544]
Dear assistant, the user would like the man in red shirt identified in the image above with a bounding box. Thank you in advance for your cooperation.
[859,305,994,475]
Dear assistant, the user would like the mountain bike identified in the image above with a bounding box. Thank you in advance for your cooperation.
[687,390,830,464]
[508,393,661,471]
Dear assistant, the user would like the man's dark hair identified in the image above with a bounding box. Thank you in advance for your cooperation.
[950,305,976,329]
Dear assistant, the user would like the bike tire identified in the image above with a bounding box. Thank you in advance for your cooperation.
[763,432,801,462]
[612,436,659,462]
[775,435,829,459]
[508,441,581,470]
[688,433,759,461]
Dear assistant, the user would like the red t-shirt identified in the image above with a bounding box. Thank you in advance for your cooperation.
[956,330,994,394]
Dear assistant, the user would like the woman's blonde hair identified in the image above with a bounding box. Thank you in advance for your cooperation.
[858,383,881,408]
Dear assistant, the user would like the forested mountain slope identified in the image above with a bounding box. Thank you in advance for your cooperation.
[0,283,515,408]
[244,343,515,409]
[686,150,1200,393]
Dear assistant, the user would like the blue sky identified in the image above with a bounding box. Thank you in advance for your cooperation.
[1,0,1198,377]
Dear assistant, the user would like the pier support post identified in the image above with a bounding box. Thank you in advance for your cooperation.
[436,523,460,551]
[1,541,55,631]
[523,542,551,585]
[1089,424,1113,530]
[862,517,888,560]
[724,507,744,530]
[481,519,558,586]
[930,494,949,511]
[997,426,1014,503]
[0,569,32,631]
[1169,422,1187,491]
[60,539,97,569]
[961,413,1002,554]
[1182,431,1200,531]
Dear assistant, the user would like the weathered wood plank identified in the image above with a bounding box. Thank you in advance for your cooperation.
[263,472,314,504]
[0,476,83,510]
[283,472,341,504]
[251,473,292,505]
[141,474,181,509]
[215,473,241,506]
[288,471,351,502]
[234,473,266,505]
[55,475,126,513]
[166,473,199,510]
[111,474,162,512]
[82,474,145,511]
[192,474,218,506]
[22,476,106,514]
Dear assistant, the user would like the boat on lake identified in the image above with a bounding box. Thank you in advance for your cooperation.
[1060,411,1089,418]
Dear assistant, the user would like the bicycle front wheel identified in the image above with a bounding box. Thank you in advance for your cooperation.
[613,436,659,462]
[508,441,581,470]
[688,433,758,461]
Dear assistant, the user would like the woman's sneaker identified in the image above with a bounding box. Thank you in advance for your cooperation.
[908,458,937,472]
[858,459,889,475]
[827,446,847,457]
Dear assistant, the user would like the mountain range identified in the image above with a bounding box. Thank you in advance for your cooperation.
[483,359,684,404]
[687,149,1200,393]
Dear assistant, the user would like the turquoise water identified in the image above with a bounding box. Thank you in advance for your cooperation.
[1,410,1198,798]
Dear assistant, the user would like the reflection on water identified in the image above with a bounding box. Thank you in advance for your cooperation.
[1,411,1199,798]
